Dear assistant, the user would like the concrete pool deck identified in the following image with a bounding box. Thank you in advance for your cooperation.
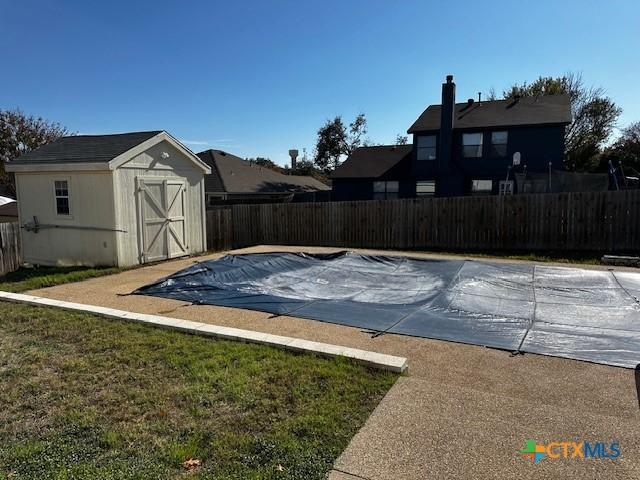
[21,245,640,479]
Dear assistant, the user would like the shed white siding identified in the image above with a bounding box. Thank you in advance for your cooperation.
[113,140,206,267]
[12,135,208,268]
[16,171,117,266]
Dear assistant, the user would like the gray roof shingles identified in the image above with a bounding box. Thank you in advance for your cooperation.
[408,94,572,133]
[197,149,330,194]
[10,131,162,165]
[0,202,18,217]
[331,145,413,179]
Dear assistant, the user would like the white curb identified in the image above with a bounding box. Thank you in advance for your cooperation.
[0,291,408,373]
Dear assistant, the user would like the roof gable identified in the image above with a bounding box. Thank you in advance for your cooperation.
[109,132,210,173]
[197,150,329,193]
[408,94,572,133]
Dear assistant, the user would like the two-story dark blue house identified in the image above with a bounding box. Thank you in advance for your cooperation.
[332,75,572,199]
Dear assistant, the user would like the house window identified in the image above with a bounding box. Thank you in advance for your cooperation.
[491,131,508,157]
[373,181,399,200]
[471,179,493,195]
[499,180,514,195]
[207,195,225,206]
[417,135,437,160]
[54,180,70,215]
[462,133,483,158]
[416,181,436,197]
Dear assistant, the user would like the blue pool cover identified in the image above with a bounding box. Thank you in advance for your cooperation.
[133,251,640,368]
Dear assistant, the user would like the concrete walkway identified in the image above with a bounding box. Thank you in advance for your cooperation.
[25,246,640,479]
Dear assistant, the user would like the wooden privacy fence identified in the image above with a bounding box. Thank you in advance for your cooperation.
[206,190,640,253]
[205,207,234,252]
[0,222,22,276]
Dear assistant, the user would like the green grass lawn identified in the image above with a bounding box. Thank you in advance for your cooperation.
[0,302,397,479]
[0,266,122,293]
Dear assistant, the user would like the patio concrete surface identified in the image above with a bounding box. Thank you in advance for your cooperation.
[25,245,640,479]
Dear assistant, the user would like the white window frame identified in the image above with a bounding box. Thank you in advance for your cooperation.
[471,179,493,195]
[462,133,484,158]
[416,180,436,197]
[53,178,72,217]
[491,131,508,158]
[373,181,399,200]
[499,180,514,195]
[416,135,437,161]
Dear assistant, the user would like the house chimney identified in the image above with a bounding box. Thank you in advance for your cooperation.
[288,149,299,170]
[439,74,456,171]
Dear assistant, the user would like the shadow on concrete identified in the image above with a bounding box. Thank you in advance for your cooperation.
[635,364,640,409]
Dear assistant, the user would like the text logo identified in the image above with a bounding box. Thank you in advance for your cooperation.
[519,440,620,463]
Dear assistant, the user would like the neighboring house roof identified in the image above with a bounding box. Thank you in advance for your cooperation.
[0,201,18,217]
[9,131,162,164]
[331,145,413,179]
[408,94,572,133]
[197,149,330,194]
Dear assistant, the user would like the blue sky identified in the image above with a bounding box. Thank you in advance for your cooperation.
[1,0,638,166]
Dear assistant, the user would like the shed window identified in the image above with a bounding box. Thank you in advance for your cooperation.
[491,131,508,157]
[416,135,437,160]
[54,180,70,215]
[373,181,399,200]
[462,133,483,158]
[416,181,436,197]
[471,179,493,195]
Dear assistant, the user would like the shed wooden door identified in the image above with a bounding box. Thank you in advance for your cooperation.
[138,178,189,263]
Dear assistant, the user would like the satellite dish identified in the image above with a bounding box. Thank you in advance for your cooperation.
[512,152,521,166]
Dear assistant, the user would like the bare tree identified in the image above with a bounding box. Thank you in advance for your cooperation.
[395,134,408,145]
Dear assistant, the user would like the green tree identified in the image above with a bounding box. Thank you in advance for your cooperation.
[313,114,368,172]
[500,73,621,171]
[247,156,282,173]
[600,121,640,174]
[0,109,70,195]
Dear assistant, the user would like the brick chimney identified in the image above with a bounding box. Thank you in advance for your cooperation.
[439,75,455,171]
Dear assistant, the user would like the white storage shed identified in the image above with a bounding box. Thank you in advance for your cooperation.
[6,131,211,267]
